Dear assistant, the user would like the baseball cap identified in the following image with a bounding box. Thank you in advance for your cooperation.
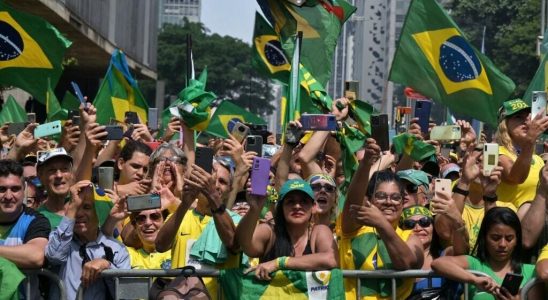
[37,148,73,168]
[278,179,314,204]
[498,99,530,123]
[441,163,461,178]
[397,169,430,191]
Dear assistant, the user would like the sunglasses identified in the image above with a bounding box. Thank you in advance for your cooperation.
[135,212,163,224]
[401,217,433,230]
[311,183,336,193]
[405,184,418,194]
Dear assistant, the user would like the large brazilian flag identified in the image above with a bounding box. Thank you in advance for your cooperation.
[389,0,515,126]
[205,100,265,139]
[0,2,71,104]
[220,268,344,300]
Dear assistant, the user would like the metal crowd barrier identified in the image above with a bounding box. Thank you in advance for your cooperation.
[520,277,544,299]
[22,268,67,300]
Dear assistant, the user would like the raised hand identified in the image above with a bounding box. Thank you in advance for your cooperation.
[332,97,350,121]
[479,165,503,196]
[84,122,107,148]
[456,120,477,149]
[130,123,153,142]
[362,138,381,166]
[60,119,81,152]
[349,202,387,228]
[163,117,181,142]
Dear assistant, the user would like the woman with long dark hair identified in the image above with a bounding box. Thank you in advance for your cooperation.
[432,207,536,299]
[236,179,338,280]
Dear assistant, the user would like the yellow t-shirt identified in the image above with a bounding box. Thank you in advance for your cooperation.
[339,225,414,300]
[128,247,172,269]
[537,244,548,262]
[496,146,545,208]
[462,201,517,252]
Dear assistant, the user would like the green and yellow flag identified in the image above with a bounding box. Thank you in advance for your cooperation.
[46,80,67,122]
[252,12,290,83]
[220,268,344,300]
[0,2,71,104]
[257,0,356,86]
[392,133,436,161]
[0,95,26,124]
[61,91,81,112]
[205,100,266,139]
[0,257,25,300]
[93,49,149,125]
[389,0,515,126]
[160,69,216,137]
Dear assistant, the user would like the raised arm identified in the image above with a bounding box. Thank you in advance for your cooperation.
[342,138,380,234]
[235,191,270,258]
[522,164,548,249]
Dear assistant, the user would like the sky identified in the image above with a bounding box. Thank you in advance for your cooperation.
[201,0,260,44]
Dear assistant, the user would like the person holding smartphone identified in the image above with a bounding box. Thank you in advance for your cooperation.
[432,207,536,300]
[495,99,548,218]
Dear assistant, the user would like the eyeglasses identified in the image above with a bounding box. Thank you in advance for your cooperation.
[311,183,336,193]
[373,192,403,203]
[401,217,433,230]
[135,212,163,224]
[405,184,418,194]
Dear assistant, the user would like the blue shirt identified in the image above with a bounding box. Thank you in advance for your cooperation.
[46,217,130,300]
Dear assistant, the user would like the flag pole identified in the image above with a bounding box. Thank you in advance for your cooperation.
[289,31,303,121]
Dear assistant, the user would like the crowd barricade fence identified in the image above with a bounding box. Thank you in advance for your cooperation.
[22,268,67,300]
[98,269,508,300]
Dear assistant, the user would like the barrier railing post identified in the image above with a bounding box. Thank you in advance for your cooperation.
[520,277,542,300]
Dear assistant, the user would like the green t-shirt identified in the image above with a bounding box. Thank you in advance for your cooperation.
[37,205,63,229]
[466,255,536,300]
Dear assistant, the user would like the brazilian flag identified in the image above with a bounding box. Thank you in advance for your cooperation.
[220,268,344,300]
[205,100,266,139]
[257,0,356,86]
[252,12,290,83]
[392,133,436,161]
[389,0,515,126]
[46,79,67,122]
[92,49,149,125]
[0,2,71,104]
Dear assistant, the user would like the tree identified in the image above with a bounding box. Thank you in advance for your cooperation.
[447,0,542,97]
[157,22,275,117]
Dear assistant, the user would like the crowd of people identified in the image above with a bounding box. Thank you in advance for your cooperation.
[0,96,547,300]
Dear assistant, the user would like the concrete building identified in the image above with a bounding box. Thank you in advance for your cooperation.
[3,0,159,119]
[159,0,201,27]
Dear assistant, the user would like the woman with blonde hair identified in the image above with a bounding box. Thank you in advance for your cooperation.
[495,99,548,218]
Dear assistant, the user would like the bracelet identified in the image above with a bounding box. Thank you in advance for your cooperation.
[452,186,469,197]
[482,194,498,202]
[278,256,288,270]
[210,203,226,215]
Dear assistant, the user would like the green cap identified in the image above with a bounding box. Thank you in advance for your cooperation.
[278,179,314,204]
[397,169,430,191]
[498,99,530,122]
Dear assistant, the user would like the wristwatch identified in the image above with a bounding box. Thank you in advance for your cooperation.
[210,203,226,215]
[482,194,498,202]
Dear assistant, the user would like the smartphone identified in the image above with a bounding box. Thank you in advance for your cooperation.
[27,113,36,123]
[245,135,263,157]
[231,122,250,143]
[99,125,124,140]
[532,91,548,135]
[483,143,499,176]
[300,114,337,131]
[501,272,523,296]
[70,81,87,109]
[434,178,452,197]
[148,108,159,131]
[98,167,114,190]
[72,116,81,127]
[285,125,303,145]
[177,102,194,114]
[195,147,214,173]
[127,193,161,212]
[371,114,390,151]
[430,125,462,142]
[414,100,432,134]
[344,81,359,101]
[68,110,80,127]
[532,91,547,119]
[7,122,29,136]
[262,144,281,158]
[250,157,271,196]
[472,119,484,145]
[34,121,62,139]
[125,111,140,124]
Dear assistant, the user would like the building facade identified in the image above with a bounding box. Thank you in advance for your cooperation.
[159,0,201,27]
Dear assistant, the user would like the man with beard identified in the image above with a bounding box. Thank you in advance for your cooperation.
[46,180,130,300]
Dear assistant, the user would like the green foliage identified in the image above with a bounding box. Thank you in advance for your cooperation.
[157,22,275,117]
[448,0,542,97]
